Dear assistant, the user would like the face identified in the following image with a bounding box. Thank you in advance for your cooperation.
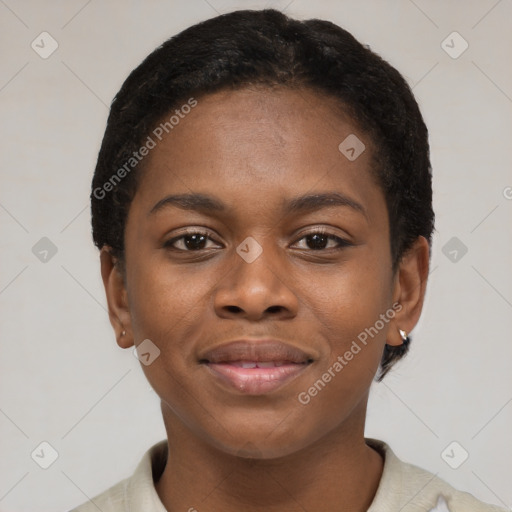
[102,86,427,459]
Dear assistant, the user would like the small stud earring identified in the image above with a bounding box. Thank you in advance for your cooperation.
[398,329,410,346]
[121,330,126,337]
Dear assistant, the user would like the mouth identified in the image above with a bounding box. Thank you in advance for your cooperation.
[198,339,315,395]
[202,360,312,394]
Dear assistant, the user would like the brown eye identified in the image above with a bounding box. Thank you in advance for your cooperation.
[164,232,220,251]
[293,230,352,251]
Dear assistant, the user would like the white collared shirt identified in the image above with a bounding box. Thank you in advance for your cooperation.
[69,438,506,512]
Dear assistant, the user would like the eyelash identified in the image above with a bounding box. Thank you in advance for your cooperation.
[163,228,352,252]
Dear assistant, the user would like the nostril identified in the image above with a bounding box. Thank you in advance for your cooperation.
[226,305,243,313]
[266,306,282,313]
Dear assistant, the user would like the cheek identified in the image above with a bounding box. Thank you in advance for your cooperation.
[124,264,207,401]
[290,263,391,436]
[127,256,214,338]
[125,261,209,396]
[299,253,392,372]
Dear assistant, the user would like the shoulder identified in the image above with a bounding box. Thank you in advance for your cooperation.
[68,440,168,512]
[366,438,507,512]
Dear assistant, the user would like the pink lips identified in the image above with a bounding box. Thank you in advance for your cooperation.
[199,339,314,395]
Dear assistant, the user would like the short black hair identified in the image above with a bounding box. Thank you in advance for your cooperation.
[91,8,434,380]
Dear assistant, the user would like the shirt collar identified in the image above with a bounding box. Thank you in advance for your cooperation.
[125,439,168,512]
[126,437,401,511]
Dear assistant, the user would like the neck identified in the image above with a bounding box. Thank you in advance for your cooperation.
[155,399,383,512]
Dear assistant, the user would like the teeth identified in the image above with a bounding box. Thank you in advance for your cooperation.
[228,361,258,368]
[256,361,277,368]
[228,361,289,368]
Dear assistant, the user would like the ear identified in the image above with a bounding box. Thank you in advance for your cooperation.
[387,236,430,347]
[100,246,134,349]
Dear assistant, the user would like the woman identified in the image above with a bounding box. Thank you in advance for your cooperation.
[71,9,505,512]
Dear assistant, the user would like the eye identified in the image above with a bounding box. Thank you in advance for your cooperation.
[292,229,352,251]
[164,228,352,252]
[164,231,221,251]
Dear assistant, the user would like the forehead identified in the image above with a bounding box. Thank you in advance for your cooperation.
[131,86,383,221]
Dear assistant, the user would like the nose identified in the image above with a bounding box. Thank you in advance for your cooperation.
[213,243,299,321]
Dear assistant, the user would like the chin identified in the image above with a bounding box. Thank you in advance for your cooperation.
[207,425,309,461]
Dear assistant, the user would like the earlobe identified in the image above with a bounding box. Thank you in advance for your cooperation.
[386,323,409,348]
[99,246,134,349]
[388,236,430,345]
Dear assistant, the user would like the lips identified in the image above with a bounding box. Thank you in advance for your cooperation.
[199,339,314,395]
[199,339,314,365]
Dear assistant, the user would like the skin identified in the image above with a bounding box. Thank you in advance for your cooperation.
[100,86,430,512]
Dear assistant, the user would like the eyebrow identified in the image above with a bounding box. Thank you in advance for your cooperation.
[149,193,225,216]
[285,192,367,219]
[148,192,367,219]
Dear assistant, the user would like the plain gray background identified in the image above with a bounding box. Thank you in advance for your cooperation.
[0,1,511,511]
